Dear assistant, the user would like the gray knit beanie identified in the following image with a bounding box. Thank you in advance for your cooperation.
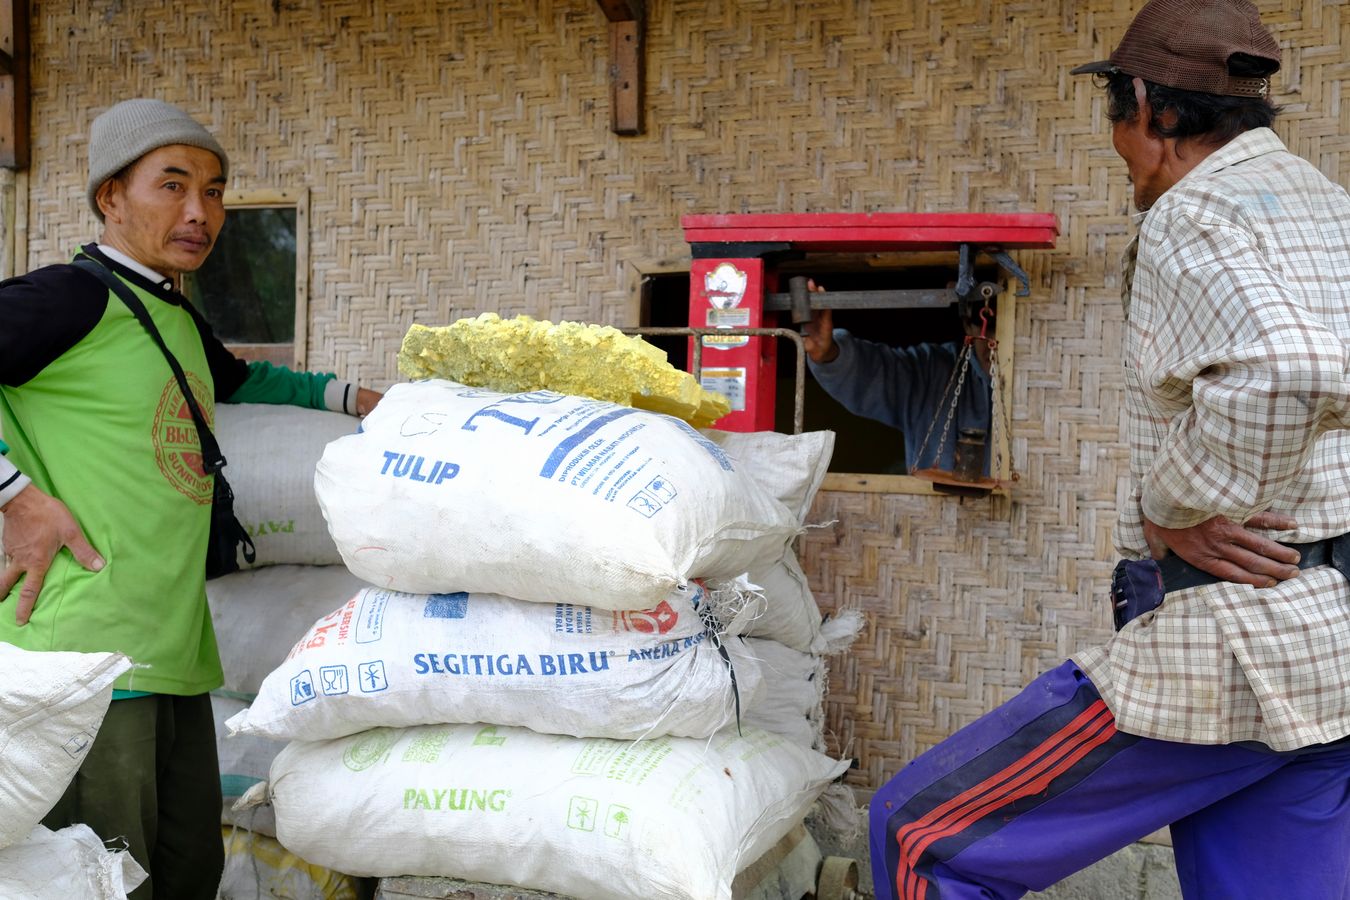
[86,98,229,220]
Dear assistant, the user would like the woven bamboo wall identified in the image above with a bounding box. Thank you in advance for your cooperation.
[23,0,1348,793]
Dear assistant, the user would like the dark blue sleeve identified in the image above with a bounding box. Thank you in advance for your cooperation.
[806,330,931,430]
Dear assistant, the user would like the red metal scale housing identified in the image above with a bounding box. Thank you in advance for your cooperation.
[681,212,1060,433]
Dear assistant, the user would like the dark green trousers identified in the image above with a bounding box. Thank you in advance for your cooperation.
[42,692,224,900]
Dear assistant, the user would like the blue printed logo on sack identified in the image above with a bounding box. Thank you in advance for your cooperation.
[358,660,389,693]
[379,451,459,484]
[319,665,350,696]
[62,731,95,760]
[424,592,469,619]
[290,670,316,706]
[357,590,390,644]
[627,474,678,518]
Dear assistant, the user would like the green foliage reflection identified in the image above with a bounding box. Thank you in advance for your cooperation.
[183,207,296,344]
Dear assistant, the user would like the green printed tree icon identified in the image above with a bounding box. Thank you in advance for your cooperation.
[605,805,632,840]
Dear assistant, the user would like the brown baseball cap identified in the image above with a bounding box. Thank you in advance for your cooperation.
[1070,0,1280,98]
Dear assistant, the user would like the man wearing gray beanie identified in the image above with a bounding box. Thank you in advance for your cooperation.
[0,98,381,899]
[85,97,232,222]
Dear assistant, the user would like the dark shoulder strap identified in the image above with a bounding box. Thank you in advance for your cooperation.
[72,256,226,474]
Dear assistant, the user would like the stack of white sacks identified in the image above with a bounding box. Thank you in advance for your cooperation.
[0,642,146,899]
[216,382,860,900]
[208,405,372,899]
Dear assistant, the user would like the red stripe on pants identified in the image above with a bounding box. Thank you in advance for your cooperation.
[895,701,1117,900]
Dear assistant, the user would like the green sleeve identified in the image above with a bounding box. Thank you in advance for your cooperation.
[224,360,336,410]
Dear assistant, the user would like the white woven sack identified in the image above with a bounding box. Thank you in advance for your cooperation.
[208,566,369,834]
[314,381,799,608]
[742,638,826,750]
[208,565,370,697]
[0,643,130,850]
[700,428,834,522]
[0,824,146,899]
[213,694,286,836]
[743,551,825,652]
[255,723,849,900]
[215,404,359,568]
[228,582,761,742]
[702,429,834,652]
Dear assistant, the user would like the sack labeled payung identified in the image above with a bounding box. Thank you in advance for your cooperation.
[254,723,849,900]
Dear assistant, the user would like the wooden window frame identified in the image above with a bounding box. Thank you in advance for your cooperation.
[819,282,1017,497]
[213,188,310,370]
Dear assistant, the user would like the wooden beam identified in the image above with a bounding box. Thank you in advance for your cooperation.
[0,0,29,169]
[596,0,643,23]
[596,0,644,135]
[607,18,643,135]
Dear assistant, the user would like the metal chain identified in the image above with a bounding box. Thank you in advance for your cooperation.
[914,296,1002,478]
[912,341,971,472]
[988,344,1012,480]
[975,296,1012,483]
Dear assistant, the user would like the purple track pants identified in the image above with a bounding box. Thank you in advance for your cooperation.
[869,661,1350,900]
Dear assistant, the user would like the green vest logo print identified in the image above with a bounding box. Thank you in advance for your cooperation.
[152,373,214,505]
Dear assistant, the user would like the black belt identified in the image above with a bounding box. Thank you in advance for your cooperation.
[1157,533,1350,594]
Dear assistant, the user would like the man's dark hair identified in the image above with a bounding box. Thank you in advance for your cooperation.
[1105,55,1280,145]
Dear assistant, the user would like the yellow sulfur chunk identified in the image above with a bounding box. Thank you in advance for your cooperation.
[398,314,731,427]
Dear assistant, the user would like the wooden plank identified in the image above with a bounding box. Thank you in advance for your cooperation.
[595,0,643,22]
[821,472,1011,497]
[293,187,310,370]
[608,19,643,135]
[0,0,27,169]
[822,472,941,495]
[222,188,303,207]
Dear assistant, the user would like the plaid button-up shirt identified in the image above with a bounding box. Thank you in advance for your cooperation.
[1075,128,1350,751]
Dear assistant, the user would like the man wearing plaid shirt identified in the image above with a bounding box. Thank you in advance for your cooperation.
[869,1,1350,897]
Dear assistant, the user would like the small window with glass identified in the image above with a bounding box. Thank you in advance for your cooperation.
[181,189,309,369]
